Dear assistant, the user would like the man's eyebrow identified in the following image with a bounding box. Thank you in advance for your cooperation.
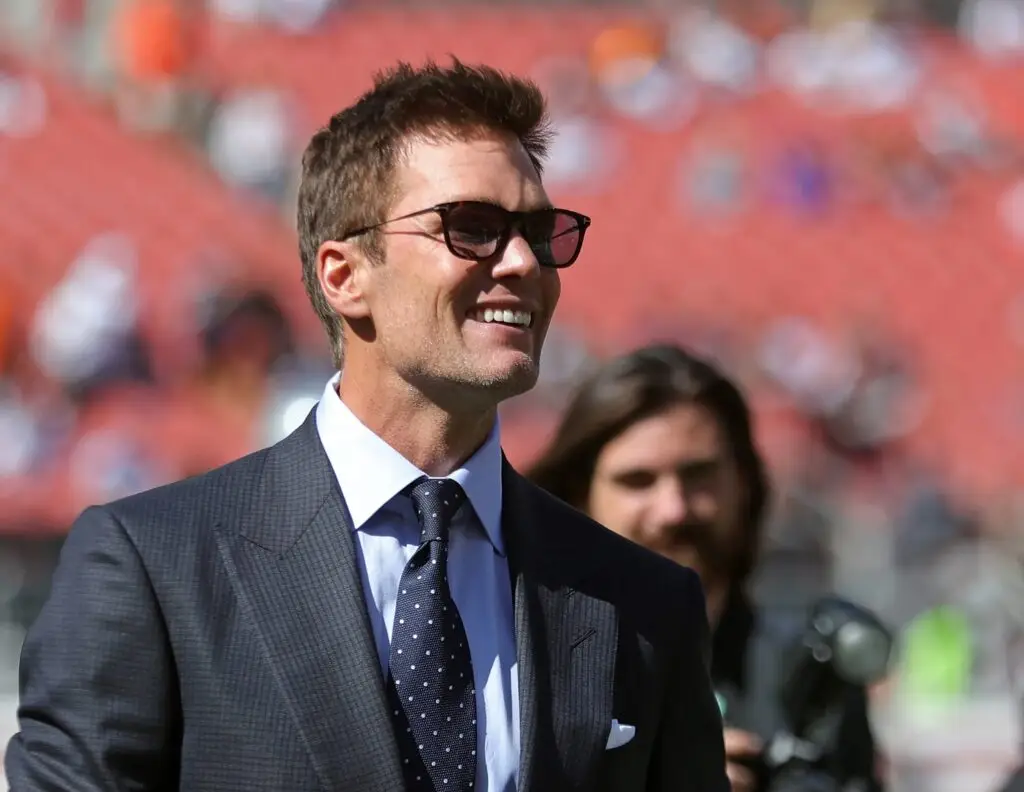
[678,458,722,474]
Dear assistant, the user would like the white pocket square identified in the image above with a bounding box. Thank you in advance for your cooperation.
[605,719,636,750]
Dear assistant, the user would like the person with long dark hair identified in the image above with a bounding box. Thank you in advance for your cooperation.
[531,343,882,792]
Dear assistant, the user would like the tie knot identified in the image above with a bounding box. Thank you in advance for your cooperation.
[409,478,467,543]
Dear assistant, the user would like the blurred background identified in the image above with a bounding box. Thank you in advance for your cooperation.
[0,0,1022,789]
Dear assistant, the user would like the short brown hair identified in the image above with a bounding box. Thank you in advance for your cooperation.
[529,344,771,588]
[297,58,552,366]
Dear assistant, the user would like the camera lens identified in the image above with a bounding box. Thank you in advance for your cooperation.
[834,620,891,685]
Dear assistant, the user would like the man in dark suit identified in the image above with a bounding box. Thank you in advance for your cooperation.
[5,60,728,792]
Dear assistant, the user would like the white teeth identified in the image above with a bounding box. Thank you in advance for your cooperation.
[470,308,533,327]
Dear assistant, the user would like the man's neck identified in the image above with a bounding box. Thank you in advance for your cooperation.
[336,369,498,477]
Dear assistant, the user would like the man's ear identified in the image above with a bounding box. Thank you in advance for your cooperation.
[317,239,372,322]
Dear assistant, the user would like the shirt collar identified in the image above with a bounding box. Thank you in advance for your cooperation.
[314,375,504,554]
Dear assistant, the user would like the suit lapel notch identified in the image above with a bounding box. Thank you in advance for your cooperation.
[557,585,619,790]
[504,467,619,792]
[215,416,405,792]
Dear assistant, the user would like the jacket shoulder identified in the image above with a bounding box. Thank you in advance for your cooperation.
[98,444,273,540]
[518,474,703,601]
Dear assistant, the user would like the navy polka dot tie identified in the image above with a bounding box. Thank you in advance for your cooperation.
[387,478,478,791]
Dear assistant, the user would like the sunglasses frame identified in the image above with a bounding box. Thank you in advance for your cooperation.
[341,200,592,269]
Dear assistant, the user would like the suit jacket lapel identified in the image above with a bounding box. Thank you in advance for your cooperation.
[503,463,619,792]
[214,413,404,792]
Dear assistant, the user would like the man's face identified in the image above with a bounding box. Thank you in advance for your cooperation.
[353,132,561,405]
[586,403,745,585]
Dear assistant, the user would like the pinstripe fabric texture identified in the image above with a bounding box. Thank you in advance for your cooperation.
[5,410,729,792]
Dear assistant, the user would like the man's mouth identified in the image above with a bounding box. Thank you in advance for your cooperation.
[467,308,534,328]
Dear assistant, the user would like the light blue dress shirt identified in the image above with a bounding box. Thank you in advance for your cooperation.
[315,377,520,792]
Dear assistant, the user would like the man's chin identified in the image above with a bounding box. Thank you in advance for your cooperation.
[469,349,539,390]
[479,360,540,401]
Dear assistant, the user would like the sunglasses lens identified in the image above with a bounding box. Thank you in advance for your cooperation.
[526,210,583,268]
[443,203,586,267]
[444,204,507,259]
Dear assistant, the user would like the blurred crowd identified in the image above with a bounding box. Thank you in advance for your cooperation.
[1,0,1023,789]
[2,0,1024,213]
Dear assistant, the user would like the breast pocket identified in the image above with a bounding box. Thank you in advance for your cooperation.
[596,628,660,790]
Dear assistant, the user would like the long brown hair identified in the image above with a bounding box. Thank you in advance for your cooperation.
[528,343,770,586]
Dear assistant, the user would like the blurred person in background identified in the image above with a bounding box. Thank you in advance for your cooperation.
[530,343,883,792]
[205,80,298,206]
[28,232,155,408]
[112,0,204,135]
[6,60,728,792]
[153,286,296,478]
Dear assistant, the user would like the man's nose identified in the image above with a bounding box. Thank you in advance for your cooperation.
[492,233,541,280]
[647,478,688,530]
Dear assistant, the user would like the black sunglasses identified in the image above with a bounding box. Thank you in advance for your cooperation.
[342,201,591,269]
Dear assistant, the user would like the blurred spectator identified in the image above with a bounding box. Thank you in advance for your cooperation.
[45,0,88,74]
[588,21,694,128]
[209,0,263,26]
[719,0,793,43]
[534,57,621,191]
[263,0,338,34]
[112,0,195,132]
[0,0,50,54]
[772,138,835,215]
[959,0,1024,61]
[892,464,973,568]
[28,232,154,406]
[0,66,47,138]
[205,82,298,205]
[157,286,294,476]
[879,538,1024,792]
[766,9,919,112]
[0,297,38,484]
[669,6,761,95]
[816,326,926,460]
[915,84,992,167]
[759,317,861,419]
[196,287,294,384]
[210,0,339,33]
[885,145,952,217]
[681,124,749,216]
[0,384,39,480]
[0,314,77,485]
[67,421,172,505]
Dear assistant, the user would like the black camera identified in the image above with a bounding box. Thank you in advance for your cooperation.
[723,596,893,792]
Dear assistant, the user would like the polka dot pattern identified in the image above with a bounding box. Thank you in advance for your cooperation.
[387,478,477,791]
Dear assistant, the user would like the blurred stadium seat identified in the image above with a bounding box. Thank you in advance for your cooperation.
[0,4,1022,513]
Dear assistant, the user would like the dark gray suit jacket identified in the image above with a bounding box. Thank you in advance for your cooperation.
[5,412,728,792]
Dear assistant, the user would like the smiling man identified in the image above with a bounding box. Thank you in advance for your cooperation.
[6,61,728,792]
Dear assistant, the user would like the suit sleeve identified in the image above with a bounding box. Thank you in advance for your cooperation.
[4,506,180,791]
[651,570,730,792]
